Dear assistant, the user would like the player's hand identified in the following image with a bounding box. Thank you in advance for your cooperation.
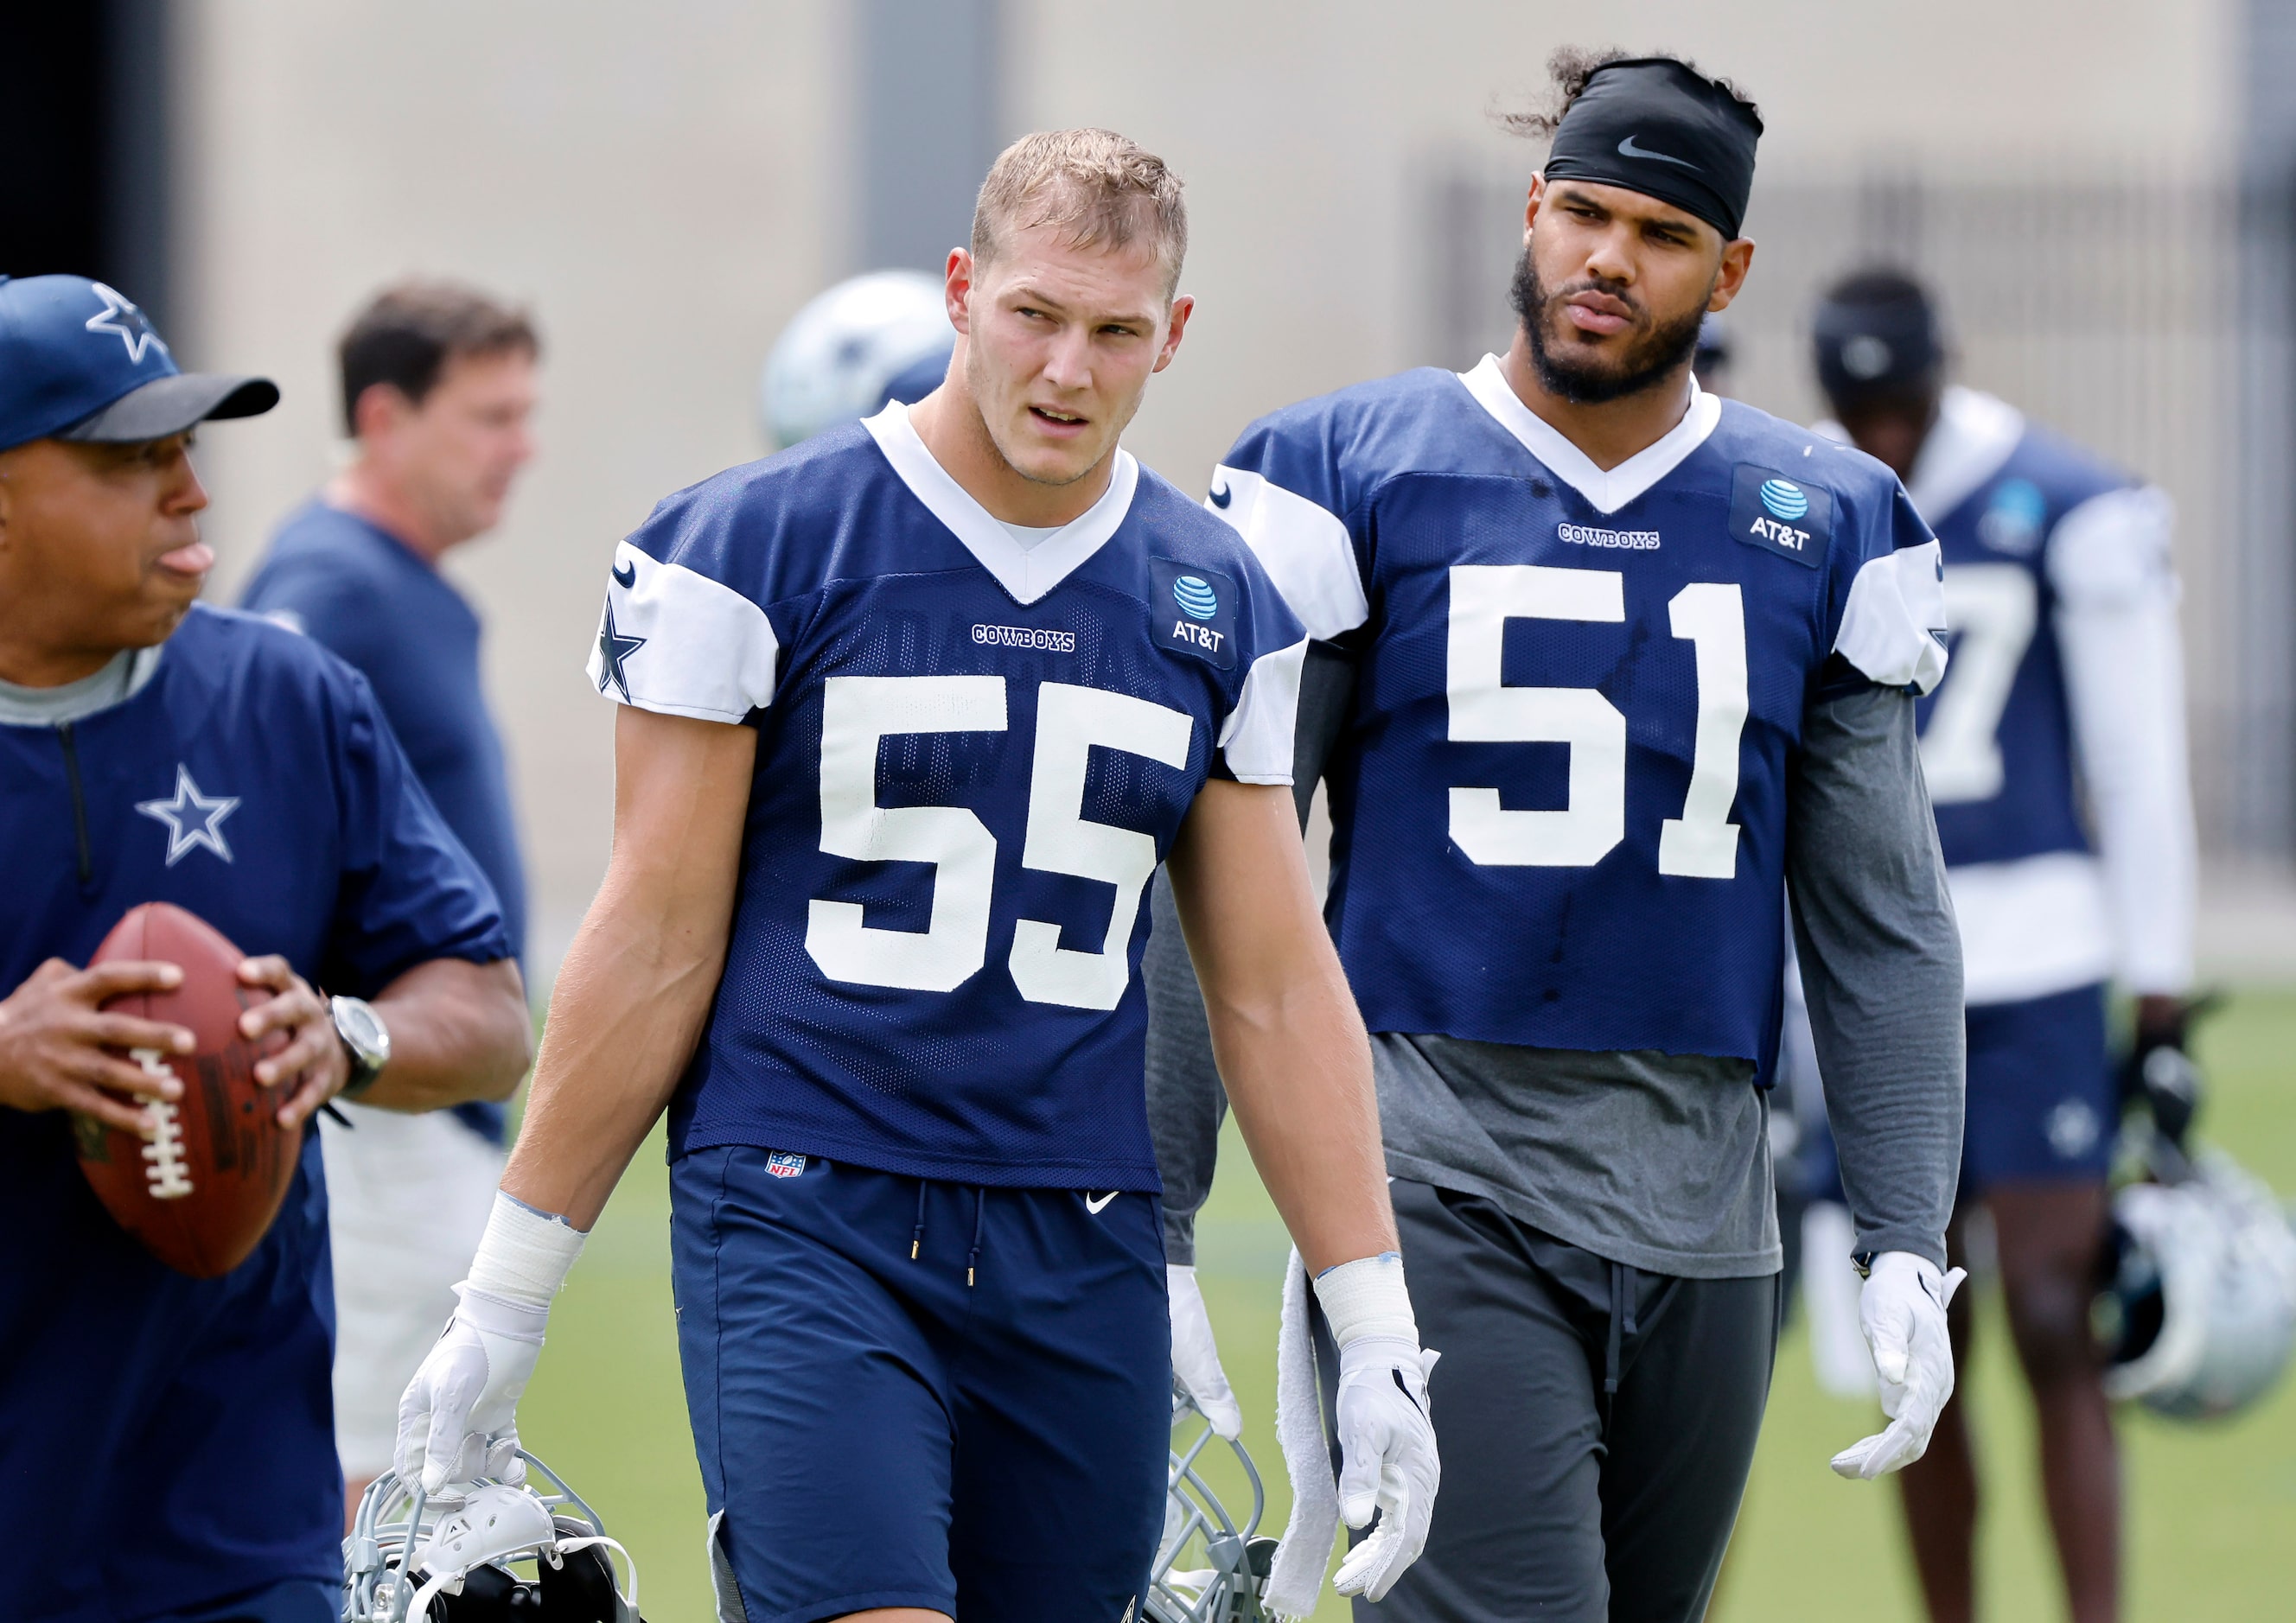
[233,956,347,1130]
[1831,1251,1967,1480]
[396,1282,549,1494]
[2124,994,2201,1152]
[1330,1336,1442,1601]
[1168,1263,1244,1438]
[0,958,194,1132]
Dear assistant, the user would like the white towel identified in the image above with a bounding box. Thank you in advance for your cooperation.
[1264,1247,1340,1620]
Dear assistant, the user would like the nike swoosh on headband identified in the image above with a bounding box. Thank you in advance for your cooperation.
[1617,134,1700,172]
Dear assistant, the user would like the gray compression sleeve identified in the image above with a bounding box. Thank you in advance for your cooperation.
[1145,642,1356,1261]
[1785,674,1966,1271]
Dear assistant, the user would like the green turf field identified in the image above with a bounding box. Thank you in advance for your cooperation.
[522,991,2296,1620]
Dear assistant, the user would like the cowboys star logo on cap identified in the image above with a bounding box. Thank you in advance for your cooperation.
[83,283,169,366]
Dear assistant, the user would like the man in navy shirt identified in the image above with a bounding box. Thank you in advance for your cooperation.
[0,273,533,1623]
[239,281,539,1512]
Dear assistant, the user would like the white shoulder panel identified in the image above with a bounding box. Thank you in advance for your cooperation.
[584,539,781,722]
[1835,541,1950,694]
[2047,485,2177,609]
[1206,466,1368,641]
[1215,636,1308,786]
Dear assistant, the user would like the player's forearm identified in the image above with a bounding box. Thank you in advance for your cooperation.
[501,899,726,1230]
[1209,966,1394,1274]
[499,707,755,1229]
[2057,592,2197,994]
[359,957,533,1112]
[1788,681,1965,1268]
[1169,780,1394,1273]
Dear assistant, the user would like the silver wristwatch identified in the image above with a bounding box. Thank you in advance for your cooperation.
[331,995,392,1098]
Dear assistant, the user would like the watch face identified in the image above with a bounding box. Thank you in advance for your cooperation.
[334,997,389,1064]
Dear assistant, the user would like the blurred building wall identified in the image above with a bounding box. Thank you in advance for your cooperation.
[171,1,2243,977]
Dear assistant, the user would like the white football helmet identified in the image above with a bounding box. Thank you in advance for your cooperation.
[2101,1147,2296,1420]
[758,269,954,449]
[343,1451,640,1622]
[1151,1387,1277,1623]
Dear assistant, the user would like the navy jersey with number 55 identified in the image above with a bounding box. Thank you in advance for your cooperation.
[1209,358,1948,1075]
[588,404,1305,1190]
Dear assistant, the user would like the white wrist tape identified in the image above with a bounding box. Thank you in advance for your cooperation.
[1312,1252,1419,1349]
[465,1191,587,1308]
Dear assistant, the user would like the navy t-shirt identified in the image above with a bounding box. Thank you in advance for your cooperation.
[0,604,511,1616]
[243,498,527,1142]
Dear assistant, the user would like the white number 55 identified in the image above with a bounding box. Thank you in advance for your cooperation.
[805,674,1192,1009]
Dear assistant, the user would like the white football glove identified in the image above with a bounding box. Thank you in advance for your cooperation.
[1330,1333,1442,1601]
[396,1282,548,1493]
[1311,1253,1441,1604]
[395,1191,586,1495]
[1168,1263,1243,1439]
[1830,1250,1968,1480]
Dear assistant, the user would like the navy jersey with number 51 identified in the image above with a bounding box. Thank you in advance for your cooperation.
[588,404,1305,1190]
[1209,358,1947,1076]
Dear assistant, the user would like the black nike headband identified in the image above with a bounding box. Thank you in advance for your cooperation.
[1542,58,1763,241]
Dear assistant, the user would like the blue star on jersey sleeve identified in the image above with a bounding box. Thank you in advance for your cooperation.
[586,490,785,722]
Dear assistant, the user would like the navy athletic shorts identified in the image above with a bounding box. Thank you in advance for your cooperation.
[669,1147,1170,1623]
[1961,981,2114,1193]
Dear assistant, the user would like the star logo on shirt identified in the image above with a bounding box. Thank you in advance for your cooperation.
[136,765,239,866]
[85,282,170,366]
[596,601,647,701]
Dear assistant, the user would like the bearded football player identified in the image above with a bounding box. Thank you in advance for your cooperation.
[399,130,1439,1623]
[1148,52,1969,1620]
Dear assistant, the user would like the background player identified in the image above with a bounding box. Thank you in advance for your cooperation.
[399,129,1440,1623]
[1814,268,2198,1623]
[240,280,541,1522]
[0,273,532,1623]
[1149,53,1969,1621]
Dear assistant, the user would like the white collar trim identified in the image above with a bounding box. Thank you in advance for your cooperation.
[1457,353,1722,515]
[1906,385,2025,521]
[862,401,1139,605]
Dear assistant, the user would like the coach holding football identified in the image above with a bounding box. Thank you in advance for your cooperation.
[0,274,532,1623]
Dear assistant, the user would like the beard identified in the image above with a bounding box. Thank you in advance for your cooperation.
[1508,246,1709,405]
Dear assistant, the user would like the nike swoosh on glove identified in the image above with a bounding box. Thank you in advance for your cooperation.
[1168,1263,1244,1439]
[1330,1336,1442,1601]
[395,1282,550,1493]
[1831,1251,1968,1480]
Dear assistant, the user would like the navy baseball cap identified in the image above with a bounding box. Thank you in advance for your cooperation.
[0,275,277,453]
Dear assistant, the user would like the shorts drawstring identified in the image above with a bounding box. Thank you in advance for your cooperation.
[1604,1261,1640,1401]
[906,1178,988,1285]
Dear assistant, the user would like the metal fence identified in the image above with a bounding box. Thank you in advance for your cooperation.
[1419,159,2296,863]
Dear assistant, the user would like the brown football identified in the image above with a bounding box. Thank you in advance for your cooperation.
[73,902,300,1278]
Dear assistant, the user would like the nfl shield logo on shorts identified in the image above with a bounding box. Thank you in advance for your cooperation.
[767,1151,808,1179]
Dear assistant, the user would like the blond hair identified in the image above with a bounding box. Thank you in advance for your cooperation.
[970,129,1188,294]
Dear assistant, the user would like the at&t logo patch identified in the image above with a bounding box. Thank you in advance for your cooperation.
[1730,465,1832,569]
[1149,557,1238,669]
